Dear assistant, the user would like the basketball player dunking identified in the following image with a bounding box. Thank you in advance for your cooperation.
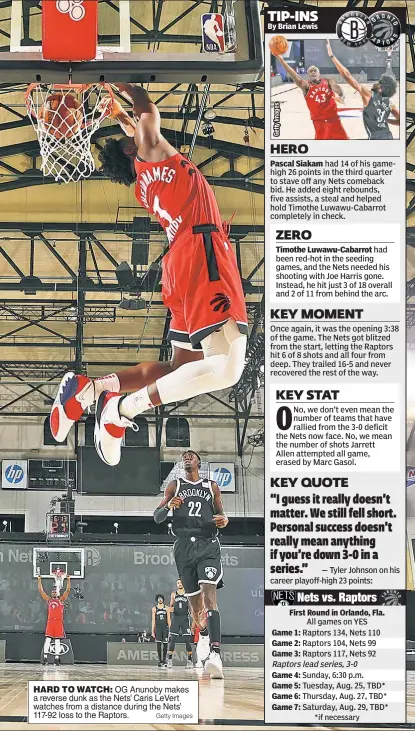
[50,83,247,468]
[275,53,348,140]
[167,579,193,669]
[154,450,227,679]
[152,594,170,667]
[38,574,71,665]
[326,40,399,140]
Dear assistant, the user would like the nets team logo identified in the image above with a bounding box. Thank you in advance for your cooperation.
[205,566,217,580]
[201,13,225,53]
[336,11,372,48]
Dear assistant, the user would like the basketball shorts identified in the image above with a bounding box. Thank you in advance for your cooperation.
[313,117,348,140]
[174,535,224,596]
[162,224,248,349]
[45,622,65,639]
[170,615,191,637]
[155,624,169,643]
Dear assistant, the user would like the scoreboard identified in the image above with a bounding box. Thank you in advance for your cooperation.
[46,513,71,542]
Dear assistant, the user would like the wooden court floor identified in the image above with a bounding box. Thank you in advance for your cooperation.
[0,664,413,730]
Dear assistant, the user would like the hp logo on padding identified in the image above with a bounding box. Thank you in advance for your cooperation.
[213,467,232,489]
[5,465,24,484]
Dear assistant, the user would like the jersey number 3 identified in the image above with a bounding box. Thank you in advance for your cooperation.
[188,501,202,517]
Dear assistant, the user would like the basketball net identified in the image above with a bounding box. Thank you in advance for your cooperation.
[52,568,66,595]
[25,83,114,183]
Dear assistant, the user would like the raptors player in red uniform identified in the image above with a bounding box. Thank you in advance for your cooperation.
[275,55,348,140]
[50,84,248,467]
[38,574,71,665]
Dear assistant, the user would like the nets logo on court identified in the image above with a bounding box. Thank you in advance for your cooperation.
[336,11,372,48]
[201,13,225,53]
[369,12,400,48]
[213,467,232,489]
[56,0,85,22]
[204,566,217,580]
[4,464,24,485]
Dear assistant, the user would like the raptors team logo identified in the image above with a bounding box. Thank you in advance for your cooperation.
[210,293,231,314]
[205,566,217,580]
[369,11,401,48]
[201,13,225,53]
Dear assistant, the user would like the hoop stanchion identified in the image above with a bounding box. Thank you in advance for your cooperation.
[26,83,114,183]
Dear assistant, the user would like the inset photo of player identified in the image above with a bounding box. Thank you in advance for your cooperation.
[269,37,400,141]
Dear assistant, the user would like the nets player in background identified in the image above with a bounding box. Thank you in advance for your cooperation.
[151,594,170,667]
[154,450,228,679]
[274,52,348,140]
[326,40,399,140]
[50,83,247,468]
[37,574,71,665]
[167,578,193,669]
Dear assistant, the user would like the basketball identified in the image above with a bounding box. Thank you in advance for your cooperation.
[38,93,82,140]
[269,35,289,57]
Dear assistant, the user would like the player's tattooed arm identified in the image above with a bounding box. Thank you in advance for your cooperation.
[275,55,308,92]
[151,606,156,638]
[212,482,229,529]
[326,40,371,105]
[170,591,175,608]
[37,576,49,601]
[61,575,71,602]
[153,482,182,523]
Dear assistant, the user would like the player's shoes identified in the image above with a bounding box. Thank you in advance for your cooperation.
[50,372,94,442]
[42,655,48,665]
[195,659,203,668]
[205,651,224,679]
[94,392,138,466]
[157,661,164,667]
[54,657,60,666]
[196,633,210,664]
[167,659,173,668]
[186,659,193,669]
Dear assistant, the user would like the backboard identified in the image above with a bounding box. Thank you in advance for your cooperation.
[0,0,263,83]
[33,546,85,579]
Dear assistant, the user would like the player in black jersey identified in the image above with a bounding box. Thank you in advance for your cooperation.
[151,594,170,667]
[154,450,228,679]
[167,578,193,669]
[326,40,399,140]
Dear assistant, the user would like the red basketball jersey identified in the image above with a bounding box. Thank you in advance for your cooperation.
[47,599,64,624]
[305,79,338,121]
[134,153,223,245]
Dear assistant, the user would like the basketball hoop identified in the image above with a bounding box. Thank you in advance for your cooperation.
[25,83,114,183]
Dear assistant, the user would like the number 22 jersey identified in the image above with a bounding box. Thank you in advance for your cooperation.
[171,478,217,538]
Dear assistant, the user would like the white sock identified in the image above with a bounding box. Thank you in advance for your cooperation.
[94,373,121,399]
[119,387,153,418]
[43,637,51,655]
[55,638,61,659]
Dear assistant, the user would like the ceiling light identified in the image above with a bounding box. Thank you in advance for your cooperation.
[19,275,42,295]
[118,297,146,311]
[204,108,216,121]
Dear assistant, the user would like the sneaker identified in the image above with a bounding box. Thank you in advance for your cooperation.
[167,659,173,668]
[195,659,203,668]
[196,633,210,664]
[54,657,60,666]
[94,392,138,466]
[50,373,94,442]
[42,656,48,665]
[186,659,193,669]
[157,660,163,667]
[205,651,223,679]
